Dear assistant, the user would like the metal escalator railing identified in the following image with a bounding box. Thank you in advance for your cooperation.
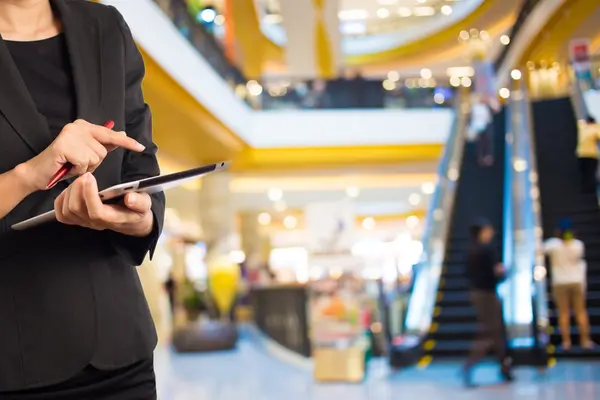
[504,78,549,356]
[494,0,542,71]
[403,89,470,336]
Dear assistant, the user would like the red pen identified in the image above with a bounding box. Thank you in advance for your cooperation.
[46,120,115,189]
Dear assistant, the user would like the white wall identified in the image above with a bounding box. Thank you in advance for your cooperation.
[102,0,454,148]
[251,109,454,147]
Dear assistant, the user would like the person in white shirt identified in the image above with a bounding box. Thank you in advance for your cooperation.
[576,116,600,194]
[468,98,494,166]
[544,220,592,350]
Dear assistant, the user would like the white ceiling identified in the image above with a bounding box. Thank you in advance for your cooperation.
[340,0,450,18]
[230,185,429,214]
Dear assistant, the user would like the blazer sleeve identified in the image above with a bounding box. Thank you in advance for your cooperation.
[108,8,166,266]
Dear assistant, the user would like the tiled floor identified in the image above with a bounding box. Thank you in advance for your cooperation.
[155,339,600,400]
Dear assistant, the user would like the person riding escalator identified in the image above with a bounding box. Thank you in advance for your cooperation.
[461,219,514,387]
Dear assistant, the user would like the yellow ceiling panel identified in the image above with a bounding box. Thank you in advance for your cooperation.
[518,0,600,65]
[140,49,442,172]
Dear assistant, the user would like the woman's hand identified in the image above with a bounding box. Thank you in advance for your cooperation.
[21,119,145,192]
[55,173,154,237]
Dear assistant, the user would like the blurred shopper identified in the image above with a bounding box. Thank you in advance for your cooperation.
[462,220,513,387]
[0,0,164,397]
[302,79,331,109]
[165,272,177,315]
[468,99,494,166]
[544,219,593,350]
[576,116,600,194]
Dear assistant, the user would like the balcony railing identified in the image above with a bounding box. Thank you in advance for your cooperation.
[151,0,457,111]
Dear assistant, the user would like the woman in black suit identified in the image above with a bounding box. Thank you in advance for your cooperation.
[0,0,165,398]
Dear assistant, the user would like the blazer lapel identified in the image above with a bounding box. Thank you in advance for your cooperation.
[0,0,104,157]
[0,38,53,155]
[52,0,103,123]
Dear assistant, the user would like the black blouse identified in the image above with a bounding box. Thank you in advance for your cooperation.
[5,33,76,138]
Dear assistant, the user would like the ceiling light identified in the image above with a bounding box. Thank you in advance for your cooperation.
[499,87,510,99]
[446,66,474,77]
[406,215,420,228]
[511,69,522,80]
[479,30,490,40]
[338,9,368,20]
[214,15,225,25]
[377,8,390,18]
[449,76,461,87]
[362,217,376,230]
[274,200,287,212]
[263,14,283,24]
[459,30,470,41]
[388,71,400,82]
[398,7,412,17]
[441,5,452,15]
[461,76,472,87]
[346,186,360,198]
[257,212,271,225]
[421,182,435,194]
[267,188,283,201]
[198,8,217,23]
[434,93,445,104]
[283,215,297,229]
[500,35,510,45]
[408,193,421,206]
[383,79,396,91]
[420,68,432,79]
[416,0,427,3]
[414,6,435,16]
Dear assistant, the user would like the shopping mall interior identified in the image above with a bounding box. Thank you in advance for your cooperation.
[98,0,600,398]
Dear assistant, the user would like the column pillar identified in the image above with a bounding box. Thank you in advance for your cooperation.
[199,172,236,262]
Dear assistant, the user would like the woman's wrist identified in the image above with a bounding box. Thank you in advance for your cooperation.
[12,163,38,197]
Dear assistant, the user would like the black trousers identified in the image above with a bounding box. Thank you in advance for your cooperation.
[0,359,156,400]
[578,157,598,194]
[466,290,510,368]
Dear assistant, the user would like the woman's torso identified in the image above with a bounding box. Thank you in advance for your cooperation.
[545,238,586,286]
[577,121,600,159]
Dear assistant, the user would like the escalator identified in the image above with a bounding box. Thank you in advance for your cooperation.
[532,97,600,358]
[425,109,506,358]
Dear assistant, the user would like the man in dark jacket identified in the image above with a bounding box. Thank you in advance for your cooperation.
[462,219,513,387]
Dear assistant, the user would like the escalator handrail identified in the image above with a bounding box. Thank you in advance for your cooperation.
[509,81,549,351]
[403,89,469,335]
[569,60,592,120]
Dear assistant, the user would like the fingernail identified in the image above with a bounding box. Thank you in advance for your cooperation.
[128,194,137,206]
[137,143,146,151]
[118,131,126,136]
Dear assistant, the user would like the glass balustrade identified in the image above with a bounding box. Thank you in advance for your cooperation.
[404,89,469,335]
[151,0,458,111]
[503,78,548,350]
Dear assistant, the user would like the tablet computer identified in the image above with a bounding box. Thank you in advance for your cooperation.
[12,161,230,231]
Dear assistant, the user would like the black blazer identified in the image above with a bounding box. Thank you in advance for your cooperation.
[0,0,165,391]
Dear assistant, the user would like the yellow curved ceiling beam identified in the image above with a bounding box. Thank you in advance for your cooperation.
[140,47,248,165]
[360,14,514,74]
[140,45,442,172]
[230,144,443,172]
[346,0,495,66]
[257,0,509,70]
[517,0,600,65]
